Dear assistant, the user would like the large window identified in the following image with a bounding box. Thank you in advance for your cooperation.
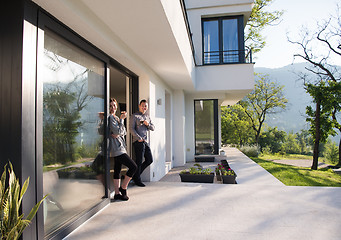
[202,16,244,64]
[195,100,218,155]
[41,29,106,236]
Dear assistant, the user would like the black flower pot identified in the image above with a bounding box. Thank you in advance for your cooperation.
[179,173,214,183]
[221,175,237,184]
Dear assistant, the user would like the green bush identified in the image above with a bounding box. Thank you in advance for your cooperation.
[261,146,272,155]
[239,145,260,157]
[324,141,339,164]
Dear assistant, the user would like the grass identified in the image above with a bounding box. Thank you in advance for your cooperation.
[251,157,341,187]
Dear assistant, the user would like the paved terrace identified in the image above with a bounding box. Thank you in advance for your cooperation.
[65,147,341,240]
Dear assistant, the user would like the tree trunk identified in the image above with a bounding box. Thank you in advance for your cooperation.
[312,99,321,170]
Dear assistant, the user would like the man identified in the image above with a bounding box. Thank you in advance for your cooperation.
[130,99,155,187]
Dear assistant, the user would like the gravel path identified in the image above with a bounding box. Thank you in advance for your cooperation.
[268,159,329,168]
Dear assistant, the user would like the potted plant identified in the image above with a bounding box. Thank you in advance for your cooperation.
[1,162,46,240]
[221,168,237,184]
[179,163,214,183]
[220,159,230,169]
[215,164,224,181]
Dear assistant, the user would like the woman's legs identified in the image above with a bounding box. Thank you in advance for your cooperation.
[113,156,123,198]
[113,179,120,195]
[113,154,137,200]
[121,175,132,190]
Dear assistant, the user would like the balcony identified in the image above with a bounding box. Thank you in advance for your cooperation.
[203,48,253,65]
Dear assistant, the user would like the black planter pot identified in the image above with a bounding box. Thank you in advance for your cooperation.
[221,175,237,184]
[179,173,214,183]
[195,156,215,162]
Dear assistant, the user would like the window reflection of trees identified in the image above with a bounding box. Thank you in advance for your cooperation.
[195,100,215,155]
[43,51,96,165]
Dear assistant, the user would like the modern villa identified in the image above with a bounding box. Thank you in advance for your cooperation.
[0,0,254,239]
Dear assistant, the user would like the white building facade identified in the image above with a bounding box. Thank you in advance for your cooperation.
[0,0,254,239]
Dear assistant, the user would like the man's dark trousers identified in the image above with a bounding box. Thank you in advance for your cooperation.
[133,141,153,182]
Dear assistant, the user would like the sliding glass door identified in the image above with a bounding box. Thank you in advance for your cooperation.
[41,29,106,236]
[194,100,218,155]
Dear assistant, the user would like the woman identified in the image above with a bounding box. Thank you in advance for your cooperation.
[109,98,137,201]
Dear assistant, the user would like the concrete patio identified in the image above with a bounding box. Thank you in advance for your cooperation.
[64,148,341,240]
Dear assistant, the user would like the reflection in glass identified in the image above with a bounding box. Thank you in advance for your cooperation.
[203,20,219,64]
[195,100,215,155]
[223,18,239,63]
[41,30,105,235]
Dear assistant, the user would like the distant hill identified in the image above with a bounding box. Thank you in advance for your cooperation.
[255,63,340,142]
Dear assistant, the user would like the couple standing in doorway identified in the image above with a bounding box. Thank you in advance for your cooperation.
[109,98,154,201]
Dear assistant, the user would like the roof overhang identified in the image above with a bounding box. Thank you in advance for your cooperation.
[33,0,195,90]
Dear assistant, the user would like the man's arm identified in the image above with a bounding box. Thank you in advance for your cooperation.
[147,116,155,131]
[129,113,143,140]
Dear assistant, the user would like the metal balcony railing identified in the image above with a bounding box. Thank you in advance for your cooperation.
[203,48,253,65]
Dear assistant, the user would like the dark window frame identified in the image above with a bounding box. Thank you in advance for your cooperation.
[202,15,245,65]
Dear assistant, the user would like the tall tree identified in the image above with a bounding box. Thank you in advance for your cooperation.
[288,5,341,168]
[240,74,288,144]
[245,0,283,55]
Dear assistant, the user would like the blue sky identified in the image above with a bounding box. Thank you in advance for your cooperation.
[254,0,340,68]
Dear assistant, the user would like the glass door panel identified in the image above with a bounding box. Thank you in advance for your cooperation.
[195,100,217,155]
[222,18,239,63]
[203,20,219,64]
[41,29,105,235]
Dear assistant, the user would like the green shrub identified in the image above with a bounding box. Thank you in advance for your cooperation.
[239,145,260,157]
[261,146,272,155]
[324,141,339,164]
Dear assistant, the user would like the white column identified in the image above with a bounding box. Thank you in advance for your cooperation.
[173,90,186,167]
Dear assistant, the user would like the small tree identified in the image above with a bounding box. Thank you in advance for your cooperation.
[305,83,336,169]
[240,74,288,144]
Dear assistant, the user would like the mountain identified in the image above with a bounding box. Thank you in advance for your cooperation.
[255,63,340,142]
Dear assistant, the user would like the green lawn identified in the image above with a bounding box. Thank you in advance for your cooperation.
[251,157,341,187]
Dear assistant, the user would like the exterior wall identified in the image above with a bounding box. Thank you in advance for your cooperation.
[173,90,186,167]
[185,95,195,162]
[160,0,196,84]
[195,64,254,91]
[142,74,174,182]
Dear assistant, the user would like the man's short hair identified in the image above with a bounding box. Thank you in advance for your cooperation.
[139,99,147,105]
